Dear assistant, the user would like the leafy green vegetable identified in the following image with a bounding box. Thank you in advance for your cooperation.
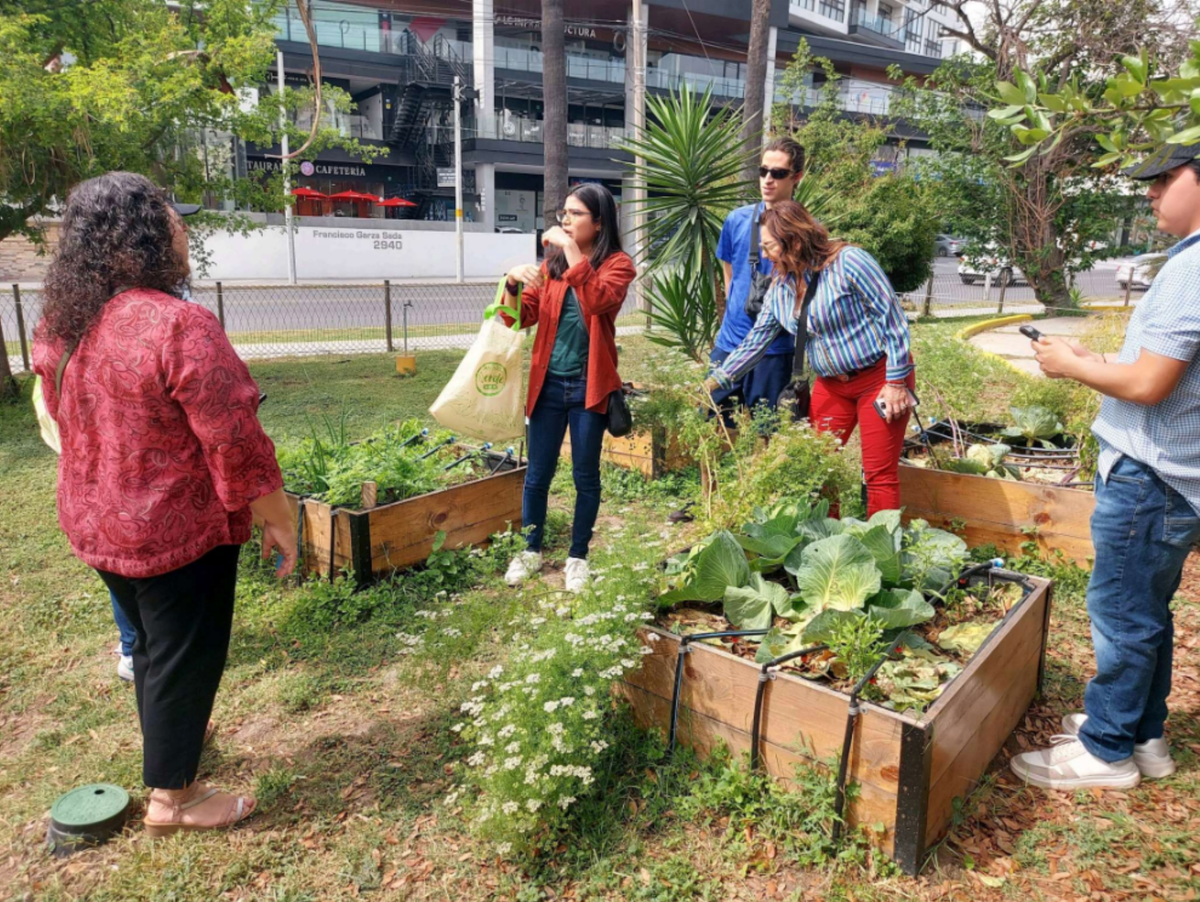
[901,521,969,592]
[660,530,751,604]
[937,621,996,656]
[724,573,792,631]
[1002,406,1065,449]
[802,608,868,644]
[858,524,904,585]
[793,534,883,612]
[868,588,936,630]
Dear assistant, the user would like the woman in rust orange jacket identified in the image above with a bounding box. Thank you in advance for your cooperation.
[498,183,636,593]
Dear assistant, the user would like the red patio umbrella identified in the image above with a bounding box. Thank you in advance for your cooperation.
[327,190,381,202]
[291,186,327,198]
[376,197,418,207]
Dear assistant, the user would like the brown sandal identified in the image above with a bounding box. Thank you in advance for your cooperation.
[143,784,257,837]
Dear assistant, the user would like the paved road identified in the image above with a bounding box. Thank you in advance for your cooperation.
[184,258,1138,336]
[4,258,1143,371]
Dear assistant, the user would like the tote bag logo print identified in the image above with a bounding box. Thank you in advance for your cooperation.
[475,361,507,397]
[429,278,526,442]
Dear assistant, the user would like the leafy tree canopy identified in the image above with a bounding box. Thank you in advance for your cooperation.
[0,0,375,245]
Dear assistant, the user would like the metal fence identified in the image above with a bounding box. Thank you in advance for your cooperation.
[4,270,1139,374]
[2,281,649,372]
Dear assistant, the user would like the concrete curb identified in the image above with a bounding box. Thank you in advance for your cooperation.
[954,314,1034,341]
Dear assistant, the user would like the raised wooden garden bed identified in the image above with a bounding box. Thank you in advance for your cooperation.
[619,575,1053,874]
[899,465,1095,564]
[561,427,689,479]
[286,448,525,585]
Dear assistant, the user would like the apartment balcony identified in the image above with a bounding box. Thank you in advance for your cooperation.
[474,116,628,151]
[789,0,850,36]
[848,10,906,49]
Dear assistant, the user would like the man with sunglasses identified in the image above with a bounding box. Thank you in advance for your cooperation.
[711,138,806,421]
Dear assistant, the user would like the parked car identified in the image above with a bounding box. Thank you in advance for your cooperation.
[935,234,964,257]
[1115,253,1167,291]
[958,251,1026,287]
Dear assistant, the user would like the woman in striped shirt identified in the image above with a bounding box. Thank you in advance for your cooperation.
[704,200,916,514]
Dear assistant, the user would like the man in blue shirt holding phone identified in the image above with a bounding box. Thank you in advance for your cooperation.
[711,138,806,419]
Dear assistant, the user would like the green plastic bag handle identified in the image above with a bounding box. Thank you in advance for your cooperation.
[483,277,523,332]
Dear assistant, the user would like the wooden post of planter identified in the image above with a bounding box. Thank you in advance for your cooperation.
[361,481,378,510]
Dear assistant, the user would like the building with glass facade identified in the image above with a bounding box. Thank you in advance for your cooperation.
[246,0,965,233]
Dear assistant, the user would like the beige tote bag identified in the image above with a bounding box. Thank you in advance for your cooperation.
[430,279,526,442]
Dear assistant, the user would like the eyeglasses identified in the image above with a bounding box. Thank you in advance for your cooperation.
[556,208,594,224]
[759,167,797,180]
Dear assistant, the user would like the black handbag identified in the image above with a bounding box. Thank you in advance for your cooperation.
[606,385,633,437]
[744,204,771,321]
[777,268,821,422]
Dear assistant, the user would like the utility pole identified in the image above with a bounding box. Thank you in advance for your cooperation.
[629,0,647,312]
[277,51,297,285]
[454,75,465,283]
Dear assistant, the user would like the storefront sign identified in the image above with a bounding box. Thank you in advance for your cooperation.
[437,168,457,188]
[496,14,602,39]
[248,159,368,178]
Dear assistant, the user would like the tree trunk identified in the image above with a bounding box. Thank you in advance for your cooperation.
[0,314,18,400]
[541,0,569,232]
[741,0,772,182]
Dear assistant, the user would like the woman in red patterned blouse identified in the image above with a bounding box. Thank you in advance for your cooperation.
[32,172,297,835]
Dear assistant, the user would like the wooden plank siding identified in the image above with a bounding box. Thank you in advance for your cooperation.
[899,464,1095,563]
[622,577,1053,873]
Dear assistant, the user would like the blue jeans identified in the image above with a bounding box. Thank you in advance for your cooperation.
[524,373,606,559]
[112,588,136,657]
[1079,455,1200,762]
[708,348,793,427]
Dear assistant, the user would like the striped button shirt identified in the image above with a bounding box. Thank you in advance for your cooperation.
[1094,228,1200,515]
[711,245,914,389]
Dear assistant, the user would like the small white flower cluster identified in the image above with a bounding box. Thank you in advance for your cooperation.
[448,555,663,854]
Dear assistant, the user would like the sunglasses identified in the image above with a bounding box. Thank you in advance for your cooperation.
[759,167,797,180]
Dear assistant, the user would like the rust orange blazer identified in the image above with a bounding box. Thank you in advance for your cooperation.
[502,251,637,418]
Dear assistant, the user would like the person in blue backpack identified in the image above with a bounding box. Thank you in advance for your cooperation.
[711,137,807,420]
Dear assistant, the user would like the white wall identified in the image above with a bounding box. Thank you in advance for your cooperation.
[201,225,537,281]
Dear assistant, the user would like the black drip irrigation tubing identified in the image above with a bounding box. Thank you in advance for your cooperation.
[916,421,1077,459]
[825,561,1036,846]
[749,643,829,771]
[667,629,771,756]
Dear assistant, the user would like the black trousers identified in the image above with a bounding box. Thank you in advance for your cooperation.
[98,544,241,789]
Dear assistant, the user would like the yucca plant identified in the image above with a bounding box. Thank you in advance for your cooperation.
[618,85,836,361]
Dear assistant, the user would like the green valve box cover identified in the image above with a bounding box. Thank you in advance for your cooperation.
[47,784,130,857]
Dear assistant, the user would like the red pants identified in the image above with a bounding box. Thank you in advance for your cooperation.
[810,360,913,517]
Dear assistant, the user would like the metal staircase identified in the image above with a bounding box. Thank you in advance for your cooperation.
[387,31,475,213]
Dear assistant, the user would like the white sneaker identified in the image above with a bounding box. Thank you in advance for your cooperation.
[1010,735,1141,790]
[505,551,543,587]
[117,655,134,682]
[564,557,590,594]
[1061,713,1176,779]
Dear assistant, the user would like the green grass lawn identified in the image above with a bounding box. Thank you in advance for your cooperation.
[2,327,1198,902]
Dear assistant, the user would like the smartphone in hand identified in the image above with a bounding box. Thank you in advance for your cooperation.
[1019,324,1044,342]
[874,387,920,421]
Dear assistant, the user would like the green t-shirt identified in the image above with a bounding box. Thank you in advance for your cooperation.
[547,288,589,377]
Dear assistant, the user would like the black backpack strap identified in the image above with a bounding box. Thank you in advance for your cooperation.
[792,268,821,379]
[748,203,761,266]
